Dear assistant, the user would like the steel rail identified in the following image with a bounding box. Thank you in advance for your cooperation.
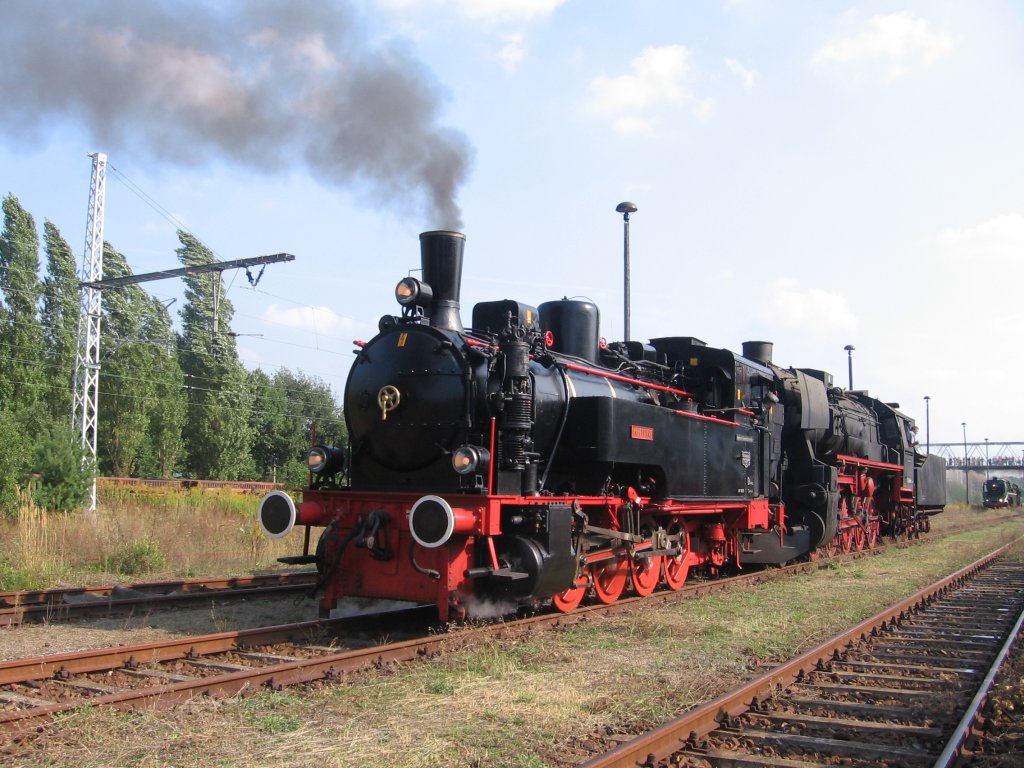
[933,579,1024,766]
[0,542,903,735]
[0,605,437,733]
[0,572,317,627]
[0,528,965,737]
[578,541,1016,768]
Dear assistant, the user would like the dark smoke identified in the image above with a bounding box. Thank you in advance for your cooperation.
[0,0,472,227]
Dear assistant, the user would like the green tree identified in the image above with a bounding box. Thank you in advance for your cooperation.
[138,295,186,478]
[30,427,94,512]
[40,220,80,421]
[176,231,253,479]
[97,243,156,476]
[249,367,346,486]
[0,409,32,517]
[0,194,46,412]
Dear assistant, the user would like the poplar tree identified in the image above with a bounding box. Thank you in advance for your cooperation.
[139,295,186,478]
[40,220,80,421]
[176,231,254,479]
[0,194,45,412]
[97,243,157,476]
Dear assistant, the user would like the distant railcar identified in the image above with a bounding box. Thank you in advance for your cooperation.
[983,476,1022,508]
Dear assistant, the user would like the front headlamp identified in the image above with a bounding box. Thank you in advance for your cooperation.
[395,277,433,308]
[452,445,490,476]
[306,444,345,476]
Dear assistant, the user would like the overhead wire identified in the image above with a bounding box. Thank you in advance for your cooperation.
[3,172,367,403]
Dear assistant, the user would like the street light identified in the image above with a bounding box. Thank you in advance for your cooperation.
[616,202,637,342]
[844,345,855,390]
[985,438,989,480]
[923,395,930,453]
[962,422,968,506]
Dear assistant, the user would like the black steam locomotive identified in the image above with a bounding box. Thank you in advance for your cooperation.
[983,477,1022,508]
[258,230,946,620]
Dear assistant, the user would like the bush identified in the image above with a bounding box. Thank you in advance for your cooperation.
[31,431,95,512]
[0,559,47,591]
[105,537,168,576]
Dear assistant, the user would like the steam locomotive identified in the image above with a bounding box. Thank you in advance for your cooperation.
[258,230,946,621]
[983,477,1022,508]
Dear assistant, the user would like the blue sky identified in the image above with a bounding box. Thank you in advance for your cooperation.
[1,1,1021,448]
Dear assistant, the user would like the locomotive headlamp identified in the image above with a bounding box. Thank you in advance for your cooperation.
[452,445,490,476]
[395,277,433,308]
[306,444,345,476]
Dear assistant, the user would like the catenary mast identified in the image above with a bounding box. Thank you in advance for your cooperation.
[71,152,107,511]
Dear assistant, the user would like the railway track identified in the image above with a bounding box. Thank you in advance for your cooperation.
[0,514,991,632]
[0,605,440,735]
[581,544,1024,767]
[0,542,911,736]
[0,527,996,741]
[0,571,316,627]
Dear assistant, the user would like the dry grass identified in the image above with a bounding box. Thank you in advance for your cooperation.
[0,488,297,591]
[2,506,1021,767]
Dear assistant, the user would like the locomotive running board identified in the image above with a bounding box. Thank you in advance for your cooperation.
[463,567,529,580]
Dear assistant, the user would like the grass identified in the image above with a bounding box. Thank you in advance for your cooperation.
[0,487,299,591]
[1,505,1021,766]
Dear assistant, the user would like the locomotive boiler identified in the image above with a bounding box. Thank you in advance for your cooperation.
[258,230,946,621]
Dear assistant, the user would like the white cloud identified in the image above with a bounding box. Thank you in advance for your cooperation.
[590,45,691,113]
[456,0,566,23]
[813,12,955,79]
[934,213,1024,263]
[611,115,656,136]
[498,32,526,72]
[725,57,755,89]
[261,303,359,338]
[762,279,859,331]
[378,0,565,24]
[588,45,699,133]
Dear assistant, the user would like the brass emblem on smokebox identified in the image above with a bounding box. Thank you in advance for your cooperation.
[377,385,401,421]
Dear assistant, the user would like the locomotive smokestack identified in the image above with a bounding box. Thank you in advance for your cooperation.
[420,230,465,332]
[742,341,774,365]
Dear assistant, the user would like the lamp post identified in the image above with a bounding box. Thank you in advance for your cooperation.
[962,422,969,506]
[985,438,989,480]
[844,344,855,390]
[923,395,930,453]
[616,202,637,342]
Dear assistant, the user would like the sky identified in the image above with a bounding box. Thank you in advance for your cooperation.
[1,0,1021,450]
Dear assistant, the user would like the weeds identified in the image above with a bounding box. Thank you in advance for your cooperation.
[103,537,167,576]
[0,486,296,589]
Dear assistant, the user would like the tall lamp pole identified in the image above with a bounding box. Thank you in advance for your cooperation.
[985,438,989,480]
[923,395,931,453]
[962,422,969,506]
[844,344,855,390]
[616,201,637,342]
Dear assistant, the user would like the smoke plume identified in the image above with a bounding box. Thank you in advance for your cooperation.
[0,0,472,227]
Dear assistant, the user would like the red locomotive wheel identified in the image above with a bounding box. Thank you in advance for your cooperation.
[552,584,586,613]
[630,553,663,597]
[662,525,690,590]
[630,516,664,597]
[863,499,879,548]
[824,535,839,558]
[852,524,866,551]
[840,528,853,554]
[591,557,628,604]
[867,518,879,549]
